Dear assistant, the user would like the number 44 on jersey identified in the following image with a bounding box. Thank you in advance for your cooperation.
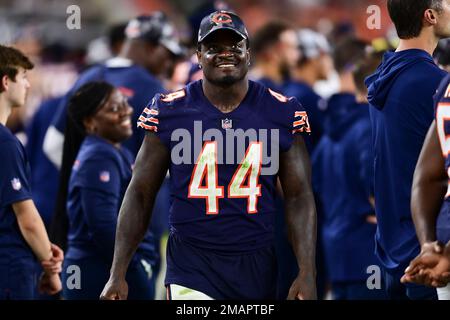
[188,141,262,215]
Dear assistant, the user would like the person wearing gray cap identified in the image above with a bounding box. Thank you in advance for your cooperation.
[42,12,184,299]
[101,10,317,300]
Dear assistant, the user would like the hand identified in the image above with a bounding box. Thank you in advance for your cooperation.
[100,277,128,300]
[421,254,450,287]
[287,271,317,300]
[41,243,64,274]
[38,272,62,295]
[401,241,443,285]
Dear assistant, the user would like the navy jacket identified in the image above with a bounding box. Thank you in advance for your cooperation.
[366,49,447,272]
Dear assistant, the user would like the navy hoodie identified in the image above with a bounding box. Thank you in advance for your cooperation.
[366,49,446,273]
[313,93,378,282]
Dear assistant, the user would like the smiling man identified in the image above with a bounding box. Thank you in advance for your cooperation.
[101,10,317,300]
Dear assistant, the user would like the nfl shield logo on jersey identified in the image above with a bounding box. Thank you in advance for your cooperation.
[11,178,22,191]
[99,171,110,183]
[221,118,232,130]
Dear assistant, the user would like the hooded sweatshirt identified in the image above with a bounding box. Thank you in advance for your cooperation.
[313,93,377,281]
[366,49,447,273]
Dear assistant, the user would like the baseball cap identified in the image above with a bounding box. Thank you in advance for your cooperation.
[297,29,330,59]
[125,12,185,56]
[197,10,249,44]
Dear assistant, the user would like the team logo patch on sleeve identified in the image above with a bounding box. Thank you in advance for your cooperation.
[11,178,22,191]
[292,111,311,134]
[99,171,110,183]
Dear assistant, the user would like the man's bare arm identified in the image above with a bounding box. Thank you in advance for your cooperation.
[13,199,53,262]
[109,133,169,279]
[279,135,317,299]
[411,121,447,246]
[402,121,448,284]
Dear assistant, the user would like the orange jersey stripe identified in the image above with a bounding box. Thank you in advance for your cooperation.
[143,108,159,115]
[137,122,158,132]
[295,111,307,117]
[148,117,159,124]
[293,120,304,127]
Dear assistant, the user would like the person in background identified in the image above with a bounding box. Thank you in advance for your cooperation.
[59,81,156,299]
[250,21,300,92]
[434,38,450,71]
[401,74,450,300]
[0,44,63,299]
[365,0,450,300]
[313,49,386,299]
[284,29,332,152]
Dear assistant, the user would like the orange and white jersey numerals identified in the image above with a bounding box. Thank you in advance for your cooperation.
[188,142,224,214]
[228,142,262,214]
[188,142,263,215]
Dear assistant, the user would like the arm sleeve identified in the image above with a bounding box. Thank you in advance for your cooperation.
[0,141,32,206]
[77,157,121,263]
[137,93,172,149]
[290,97,312,136]
[279,96,312,152]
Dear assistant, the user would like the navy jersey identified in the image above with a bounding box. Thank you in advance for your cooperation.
[366,49,447,272]
[0,124,34,263]
[51,57,165,156]
[66,135,157,266]
[435,74,450,244]
[313,100,377,282]
[138,80,310,253]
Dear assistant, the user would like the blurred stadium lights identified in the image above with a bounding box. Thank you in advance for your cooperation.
[0,0,391,48]
[0,0,137,46]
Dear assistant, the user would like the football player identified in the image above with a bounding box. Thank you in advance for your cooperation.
[101,10,317,300]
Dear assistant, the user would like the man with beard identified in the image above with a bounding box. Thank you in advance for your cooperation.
[250,21,300,92]
[100,10,317,300]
